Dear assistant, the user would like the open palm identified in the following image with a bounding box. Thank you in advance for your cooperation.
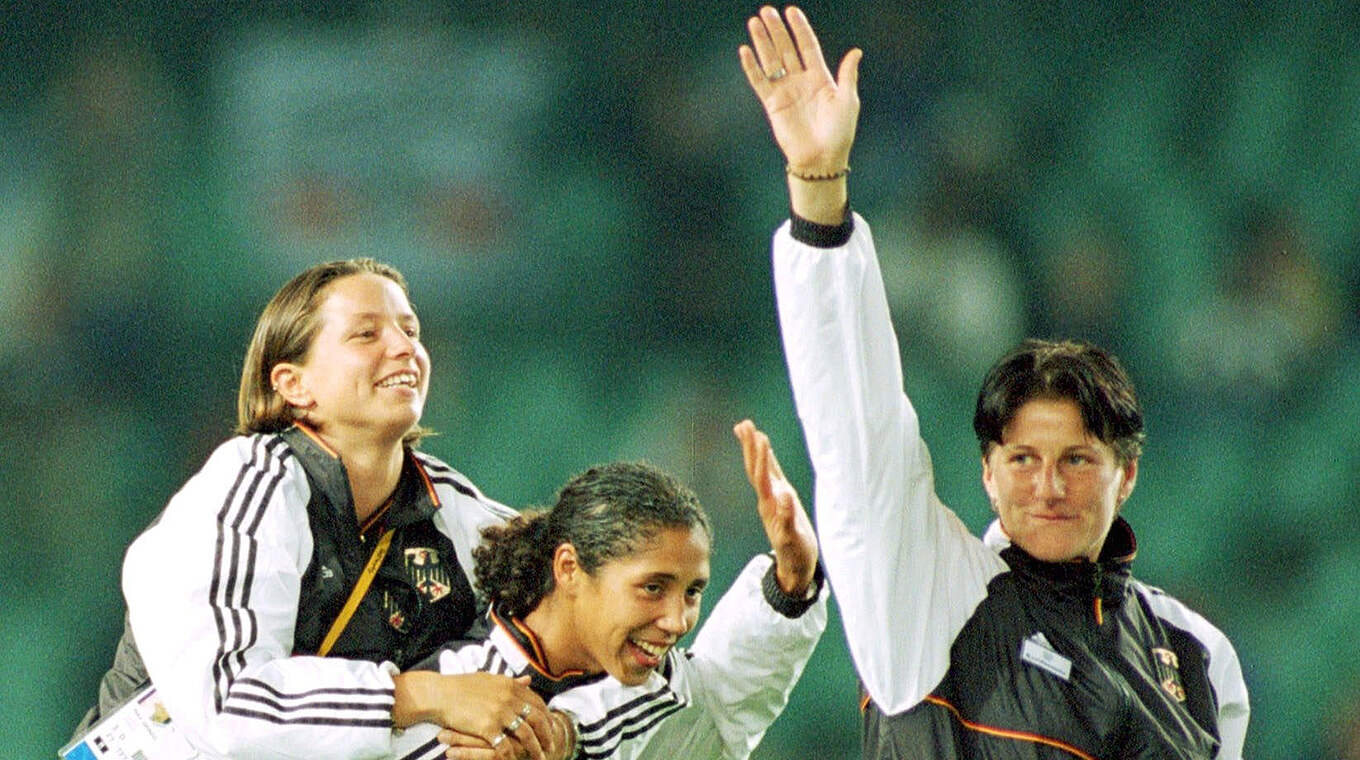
[739,6,861,174]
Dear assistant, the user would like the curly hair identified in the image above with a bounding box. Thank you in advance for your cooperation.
[473,461,711,617]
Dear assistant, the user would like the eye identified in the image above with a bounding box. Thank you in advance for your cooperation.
[1009,453,1033,466]
[686,585,704,602]
[641,582,664,596]
[404,326,420,339]
[1065,453,1092,466]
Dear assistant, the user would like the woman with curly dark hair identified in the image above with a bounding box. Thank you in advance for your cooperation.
[392,421,828,760]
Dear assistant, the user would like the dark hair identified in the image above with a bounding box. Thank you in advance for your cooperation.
[236,257,428,445]
[973,339,1145,464]
[473,462,712,617]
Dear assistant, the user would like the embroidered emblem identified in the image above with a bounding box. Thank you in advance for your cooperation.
[405,547,452,603]
[319,565,335,579]
[382,589,412,633]
[1151,647,1187,702]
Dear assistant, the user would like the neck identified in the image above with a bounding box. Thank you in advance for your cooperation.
[321,429,406,521]
[521,594,589,676]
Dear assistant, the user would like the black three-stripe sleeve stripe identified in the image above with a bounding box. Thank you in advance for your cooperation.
[416,454,519,521]
[210,435,292,712]
[414,455,481,499]
[221,678,393,726]
[476,645,514,676]
[396,736,447,760]
[575,680,688,758]
[577,701,687,759]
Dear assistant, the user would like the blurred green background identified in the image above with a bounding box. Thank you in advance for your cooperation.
[4,1,1358,757]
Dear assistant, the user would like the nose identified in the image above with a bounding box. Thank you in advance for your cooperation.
[656,595,693,637]
[385,326,417,357]
[1034,462,1065,501]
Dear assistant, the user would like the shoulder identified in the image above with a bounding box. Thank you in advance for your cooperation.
[198,433,302,482]
[1131,580,1239,659]
[413,451,518,523]
[161,433,311,528]
[127,434,314,575]
[552,668,689,757]
[437,638,516,677]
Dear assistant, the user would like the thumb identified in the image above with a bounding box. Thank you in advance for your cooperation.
[837,48,863,95]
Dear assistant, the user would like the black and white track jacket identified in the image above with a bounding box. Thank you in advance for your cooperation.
[112,424,515,759]
[391,554,828,760]
[771,213,1250,759]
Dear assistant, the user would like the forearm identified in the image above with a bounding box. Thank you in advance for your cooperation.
[772,216,1005,712]
[689,555,828,757]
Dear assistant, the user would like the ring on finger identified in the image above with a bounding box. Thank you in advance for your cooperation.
[518,702,532,718]
[767,66,788,81]
[506,715,525,733]
[490,732,506,748]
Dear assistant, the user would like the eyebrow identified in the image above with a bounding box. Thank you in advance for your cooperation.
[641,572,709,585]
[340,311,419,322]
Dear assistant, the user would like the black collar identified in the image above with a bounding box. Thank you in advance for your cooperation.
[280,424,441,532]
[487,604,608,699]
[999,517,1138,609]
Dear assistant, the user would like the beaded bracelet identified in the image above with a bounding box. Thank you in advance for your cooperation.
[786,164,851,181]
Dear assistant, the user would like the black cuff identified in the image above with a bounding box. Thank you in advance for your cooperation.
[790,207,854,248]
[761,556,825,619]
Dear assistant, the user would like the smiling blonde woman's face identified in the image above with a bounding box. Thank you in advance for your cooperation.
[275,273,430,446]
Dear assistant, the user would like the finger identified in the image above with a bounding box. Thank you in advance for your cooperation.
[748,427,777,504]
[439,729,485,747]
[511,690,553,759]
[443,734,498,760]
[510,709,550,760]
[733,420,759,484]
[752,431,773,495]
[738,45,770,95]
[761,6,803,72]
[746,11,781,75]
[785,6,831,79]
[445,747,496,760]
[763,429,788,483]
[837,47,864,97]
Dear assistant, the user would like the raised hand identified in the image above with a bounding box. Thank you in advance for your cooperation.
[738,6,862,183]
[734,419,819,597]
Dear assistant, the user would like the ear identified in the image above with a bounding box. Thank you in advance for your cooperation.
[270,362,313,409]
[1117,457,1139,506]
[980,453,999,508]
[551,543,583,593]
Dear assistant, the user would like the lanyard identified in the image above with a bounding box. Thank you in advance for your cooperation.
[317,527,396,657]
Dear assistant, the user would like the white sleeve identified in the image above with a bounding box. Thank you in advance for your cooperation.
[684,554,828,759]
[772,215,1008,714]
[1139,587,1251,759]
[124,436,400,760]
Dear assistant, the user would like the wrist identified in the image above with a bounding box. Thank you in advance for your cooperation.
[391,671,438,728]
[775,564,816,598]
[786,174,849,226]
[761,557,825,618]
[551,709,580,760]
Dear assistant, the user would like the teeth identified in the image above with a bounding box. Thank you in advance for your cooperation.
[632,639,667,658]
[377,372,417,388]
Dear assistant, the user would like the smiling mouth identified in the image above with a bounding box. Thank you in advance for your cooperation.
[627,638,671,668]
[376,371,419,389]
